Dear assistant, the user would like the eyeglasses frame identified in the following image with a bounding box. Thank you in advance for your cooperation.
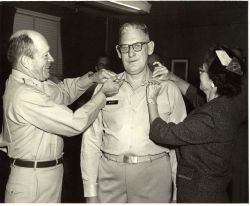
[117,41,150,54]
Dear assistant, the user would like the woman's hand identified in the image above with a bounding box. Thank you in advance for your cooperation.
[146,80,161,104]
[147,80,161,124]
[152,62,171,81]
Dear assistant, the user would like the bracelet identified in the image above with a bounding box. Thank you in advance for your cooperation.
[147,98,157,104]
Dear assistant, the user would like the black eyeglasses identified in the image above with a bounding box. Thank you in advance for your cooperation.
[117,42,150,54]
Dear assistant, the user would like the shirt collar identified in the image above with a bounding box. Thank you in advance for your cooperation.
[118,68,153,87]
[11,69,43,88]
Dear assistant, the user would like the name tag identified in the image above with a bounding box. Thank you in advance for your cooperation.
[106,100,119,105]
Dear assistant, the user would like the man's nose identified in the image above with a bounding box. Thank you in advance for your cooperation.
[128,45,135,57]
[48,53,54,62]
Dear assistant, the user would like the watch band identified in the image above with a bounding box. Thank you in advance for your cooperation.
[147,98,157,104]
[88,71,94,79]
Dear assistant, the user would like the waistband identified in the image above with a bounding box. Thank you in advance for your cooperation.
[102,152,167,164]
[10,157,63,168]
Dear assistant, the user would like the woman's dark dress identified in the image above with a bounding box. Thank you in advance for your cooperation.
[149,85,245,203]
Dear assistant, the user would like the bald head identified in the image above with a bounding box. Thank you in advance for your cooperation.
[7,30,47,66]
[10,30,45,41]
[8,30,54,81]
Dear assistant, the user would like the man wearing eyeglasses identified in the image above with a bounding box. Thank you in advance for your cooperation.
[81,22,187,203]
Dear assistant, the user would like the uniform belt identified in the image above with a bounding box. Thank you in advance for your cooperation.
[103,152,167,164]
[10,157,63,168]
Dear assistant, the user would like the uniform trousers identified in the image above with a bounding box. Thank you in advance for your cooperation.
[5,164,63,203]
[98,154,172,203]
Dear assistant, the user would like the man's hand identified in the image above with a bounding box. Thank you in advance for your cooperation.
[100,77,124,97]
[152,61,173,81]
[85,196,99,203]
[92,69,117,84]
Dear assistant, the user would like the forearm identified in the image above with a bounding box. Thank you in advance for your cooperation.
[169,73,190,95]
[72,91,105,134]
[90,89,106,106]
[77,72,96,90]
[148,101,160,124]
[47,72,96,105]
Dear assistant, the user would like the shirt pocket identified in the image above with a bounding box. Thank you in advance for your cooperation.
[102,97,126,131]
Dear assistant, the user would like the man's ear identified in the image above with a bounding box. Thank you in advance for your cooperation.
[20,55,31,69]
[115,45,122,59]
[147,41,154,55]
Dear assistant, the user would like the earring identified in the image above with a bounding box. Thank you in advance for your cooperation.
[211,83,215,88]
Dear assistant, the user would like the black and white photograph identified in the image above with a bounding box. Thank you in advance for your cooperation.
[0,0,248,204]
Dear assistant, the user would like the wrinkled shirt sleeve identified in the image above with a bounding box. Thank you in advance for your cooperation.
[81,84,103,197]
[44,74,93,105]
[167,81,187,124]
[15,86,105,137]
[165,81,187,201]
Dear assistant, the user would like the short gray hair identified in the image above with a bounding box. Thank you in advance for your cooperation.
[119,22,150,43]
[7,33,36,66]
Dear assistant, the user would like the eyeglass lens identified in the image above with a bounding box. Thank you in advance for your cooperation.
[119,42,149,53]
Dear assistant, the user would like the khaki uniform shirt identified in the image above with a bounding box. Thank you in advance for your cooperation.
[2,69,105,161]
[81,70,187,197]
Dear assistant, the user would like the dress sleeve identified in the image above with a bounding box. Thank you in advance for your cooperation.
[185,85,206,108]
[150,109,216,146]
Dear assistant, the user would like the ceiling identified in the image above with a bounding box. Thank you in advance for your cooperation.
[49,1,247,26]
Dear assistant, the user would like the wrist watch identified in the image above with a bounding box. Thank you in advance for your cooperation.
[147,98,157,104]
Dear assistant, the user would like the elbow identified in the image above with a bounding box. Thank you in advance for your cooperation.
[72,117,91,134]
[149,119,173,145]
[149,128,165,147]
[149,134,156,144]
[149,125,158,142]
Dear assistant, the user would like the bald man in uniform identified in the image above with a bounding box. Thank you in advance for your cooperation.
[1,30,123,203]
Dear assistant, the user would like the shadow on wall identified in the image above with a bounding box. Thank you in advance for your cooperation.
[61,136,85,203]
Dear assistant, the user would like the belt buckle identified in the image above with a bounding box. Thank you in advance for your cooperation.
[123,155,138,164]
